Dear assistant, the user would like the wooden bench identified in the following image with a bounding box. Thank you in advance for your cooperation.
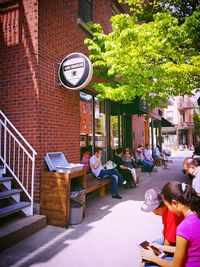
[154,158,163,166]
[86,173,112,197]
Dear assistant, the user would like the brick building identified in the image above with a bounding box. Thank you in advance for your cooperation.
[0,0,149,211]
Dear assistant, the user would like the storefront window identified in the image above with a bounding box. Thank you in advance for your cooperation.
[80,92,93,172]
[80,92,106,171]
[110,116,119,149]
[95,98,106,163]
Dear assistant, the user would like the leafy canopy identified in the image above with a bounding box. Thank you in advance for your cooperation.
[119,0,200,23]
[85,11,200,108]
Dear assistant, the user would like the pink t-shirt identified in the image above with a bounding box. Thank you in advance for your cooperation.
[177,214,200,267]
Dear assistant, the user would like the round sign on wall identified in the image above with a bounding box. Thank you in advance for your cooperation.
[58,53,93,90]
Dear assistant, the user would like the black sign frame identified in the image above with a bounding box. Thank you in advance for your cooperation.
[58,53,93,90]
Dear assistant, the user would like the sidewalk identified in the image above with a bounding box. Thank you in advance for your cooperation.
[0,152,191,267]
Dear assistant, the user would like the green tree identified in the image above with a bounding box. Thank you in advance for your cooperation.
[119,0,200,23]
[85,11,200,108]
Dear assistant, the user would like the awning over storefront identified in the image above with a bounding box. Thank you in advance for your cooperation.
[110,97,149,116]
[150,117,175,128]
[161,117,175,127]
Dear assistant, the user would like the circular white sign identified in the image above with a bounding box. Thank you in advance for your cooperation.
[58,53,93,90]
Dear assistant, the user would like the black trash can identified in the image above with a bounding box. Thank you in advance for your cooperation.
[70,186,86,225]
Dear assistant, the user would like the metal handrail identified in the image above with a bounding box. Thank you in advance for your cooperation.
[0,110,37,215]
[0,110,37,155]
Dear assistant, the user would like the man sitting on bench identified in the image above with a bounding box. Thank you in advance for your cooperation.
[89,147,126,199]
[153,145,168,169]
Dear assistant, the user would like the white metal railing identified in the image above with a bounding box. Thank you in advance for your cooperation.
[0,110,37,215]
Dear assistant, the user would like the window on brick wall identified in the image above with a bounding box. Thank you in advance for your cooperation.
[78,0,93,24]
[180,112,185,124]
[112,2,121,15]
[166,111,173,123]
[80,92,106,172]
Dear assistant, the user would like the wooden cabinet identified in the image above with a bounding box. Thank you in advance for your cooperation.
[40,169,86,228]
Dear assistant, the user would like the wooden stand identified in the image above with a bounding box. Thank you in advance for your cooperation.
[40,169,86,228]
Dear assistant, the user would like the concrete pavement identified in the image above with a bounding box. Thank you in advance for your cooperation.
[0,151,192,267]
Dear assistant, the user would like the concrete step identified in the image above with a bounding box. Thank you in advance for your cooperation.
[0,189,22,200]
[0,214,46,251]
[0,201,30,218]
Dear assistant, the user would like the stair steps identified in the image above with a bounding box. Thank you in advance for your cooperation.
[0,177,13,190]
[0,201,31,218]
[0,189,22,200]
[0,173,32,217]
[0,177,14,183]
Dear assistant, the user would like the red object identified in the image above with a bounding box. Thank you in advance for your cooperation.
[162,210,183,243]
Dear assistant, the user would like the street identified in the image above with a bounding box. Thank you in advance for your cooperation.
[0,151,192,267]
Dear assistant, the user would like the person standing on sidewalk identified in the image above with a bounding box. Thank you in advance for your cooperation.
[90,147,125,199]
[141,181,200,267]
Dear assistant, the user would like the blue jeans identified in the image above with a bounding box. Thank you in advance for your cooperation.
[99,168,124,195]
[143,160,154,172]
[144,257,172,266]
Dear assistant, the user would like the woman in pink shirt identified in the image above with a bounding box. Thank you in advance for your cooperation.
[140,181,200,267]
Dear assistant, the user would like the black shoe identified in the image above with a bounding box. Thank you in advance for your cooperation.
[112,194,122,199]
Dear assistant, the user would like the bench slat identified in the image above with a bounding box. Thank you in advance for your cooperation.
[86,173,112,197]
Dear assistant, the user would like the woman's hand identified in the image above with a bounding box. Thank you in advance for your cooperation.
[150,243,163,251]
[141,247,156,262]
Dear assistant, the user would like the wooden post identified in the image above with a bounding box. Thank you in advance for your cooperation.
[40,169,86,227]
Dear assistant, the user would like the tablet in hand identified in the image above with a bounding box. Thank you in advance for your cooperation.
[138,240,165,258]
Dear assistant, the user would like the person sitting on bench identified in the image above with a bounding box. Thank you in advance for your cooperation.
[113,147,136,188]
[89,147,126,199]
[122,147,138,186]
[143,144,155,172]
[153,145,168,169]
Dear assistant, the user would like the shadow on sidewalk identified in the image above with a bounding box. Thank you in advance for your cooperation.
[0,157,190,267]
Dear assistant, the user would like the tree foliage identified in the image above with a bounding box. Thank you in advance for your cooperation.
[85,11,200,108]
[193,113,200,136]
[119,0,200,23]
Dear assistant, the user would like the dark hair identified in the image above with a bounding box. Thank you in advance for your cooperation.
[155,191,165,209]
[95,147,103,153]
[161,181,200,218]
[116,147,123,154]
[189,159,199,167]
[137,144,143,148]
[124,147,132,154]
[194,142,200,155]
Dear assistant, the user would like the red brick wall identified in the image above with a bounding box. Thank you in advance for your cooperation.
[93,0,113,34]
[0,0,114,202]
[0,0,40,199]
